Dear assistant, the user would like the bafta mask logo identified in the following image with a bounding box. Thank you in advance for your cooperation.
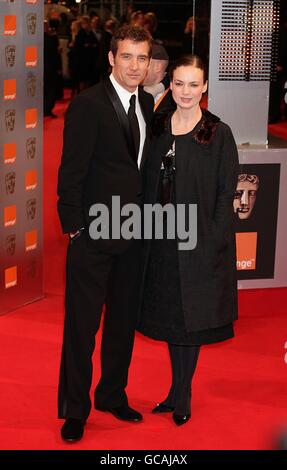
[5,109,16,132]
[6,234,16,256]
[5,45,16,67]
[26,137,36,160]
[26,198,36,221]
[233,174,260,220]
[27,259,37,279]
[5,172,16,195]
[27,13,36,35]
[26,72,36,97]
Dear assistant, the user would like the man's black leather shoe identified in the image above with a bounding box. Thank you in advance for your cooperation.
[61,418,85,442]
[152,403,175,414]
[172,412,191,426]
[95,404,143,422]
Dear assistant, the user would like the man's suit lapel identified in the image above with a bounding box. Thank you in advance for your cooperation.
[103,78,136,163]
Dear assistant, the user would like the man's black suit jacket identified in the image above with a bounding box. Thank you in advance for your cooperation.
[57,79,154,253]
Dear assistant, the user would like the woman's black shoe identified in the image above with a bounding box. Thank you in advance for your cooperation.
[152,403,175,413]
[172,412,191,426]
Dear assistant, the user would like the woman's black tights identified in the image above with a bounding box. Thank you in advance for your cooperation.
[161,344,200,415]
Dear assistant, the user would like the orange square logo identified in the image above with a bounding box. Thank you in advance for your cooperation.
[26,0,38,3]
[4,79,16,100]
[4,205,16,227]
[25,230,37,251]
[4,143,16,164]
[25,108,37,129]
[4,16,16,36]
[236,232,257,270]
[25,170,37,190]
[5,266,17,289]
[26,46,37,67]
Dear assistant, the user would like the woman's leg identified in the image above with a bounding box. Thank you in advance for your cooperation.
[161,344,200,415]
[160,344,184,408]
[174,344,200,415]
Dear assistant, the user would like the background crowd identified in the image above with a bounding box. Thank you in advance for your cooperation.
[44,1,287,124]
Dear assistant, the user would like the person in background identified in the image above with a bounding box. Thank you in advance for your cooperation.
[143,11,162,44]
[183,16,196,54]
[91,14,102,43]
[44,20,60,117]
[48,18,64,100]
[130,10,145,28]
[119,3,135,27]
[183,16,209,60]
[98,18,118,80]
[58,12,70,39]
[138,54,239,426]
[268,15,287,123]
[74,16,96,91]
[90,14,102,84]
[68,19,81,98]
[143,44,175,115]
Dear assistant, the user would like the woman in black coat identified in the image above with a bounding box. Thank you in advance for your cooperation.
[137,55,239,426]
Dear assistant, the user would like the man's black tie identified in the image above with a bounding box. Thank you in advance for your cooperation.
[128,94,140,161]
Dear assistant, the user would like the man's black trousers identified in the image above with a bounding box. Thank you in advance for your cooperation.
[58,232,142,421]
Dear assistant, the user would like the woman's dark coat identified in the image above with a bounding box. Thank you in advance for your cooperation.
[141,110,239,332]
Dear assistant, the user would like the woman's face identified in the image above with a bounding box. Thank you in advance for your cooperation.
[170,65,207,110]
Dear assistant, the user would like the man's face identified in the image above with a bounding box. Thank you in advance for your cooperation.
[109,39,150,92]
[233,181,258,219]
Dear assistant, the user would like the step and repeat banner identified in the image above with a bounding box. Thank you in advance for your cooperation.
[0,0,43,314]
[0,0,286,317]
[235,148,287,289]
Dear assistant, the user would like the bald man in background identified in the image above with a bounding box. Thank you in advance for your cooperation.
[143,44,175,114]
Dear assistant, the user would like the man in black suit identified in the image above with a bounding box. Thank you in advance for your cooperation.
[57,25,153,442]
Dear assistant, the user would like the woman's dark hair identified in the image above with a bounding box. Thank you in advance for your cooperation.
[110,25,153,57]
[169,54,207,83]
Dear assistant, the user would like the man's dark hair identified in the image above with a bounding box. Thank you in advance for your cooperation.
[110,25,153,57]
[169,54,207,83]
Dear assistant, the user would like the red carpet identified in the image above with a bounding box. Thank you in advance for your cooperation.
[0,94,287,450]
[268,120,287,140]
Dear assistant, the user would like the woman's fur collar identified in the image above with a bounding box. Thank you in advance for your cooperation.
[152,108,220,145]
